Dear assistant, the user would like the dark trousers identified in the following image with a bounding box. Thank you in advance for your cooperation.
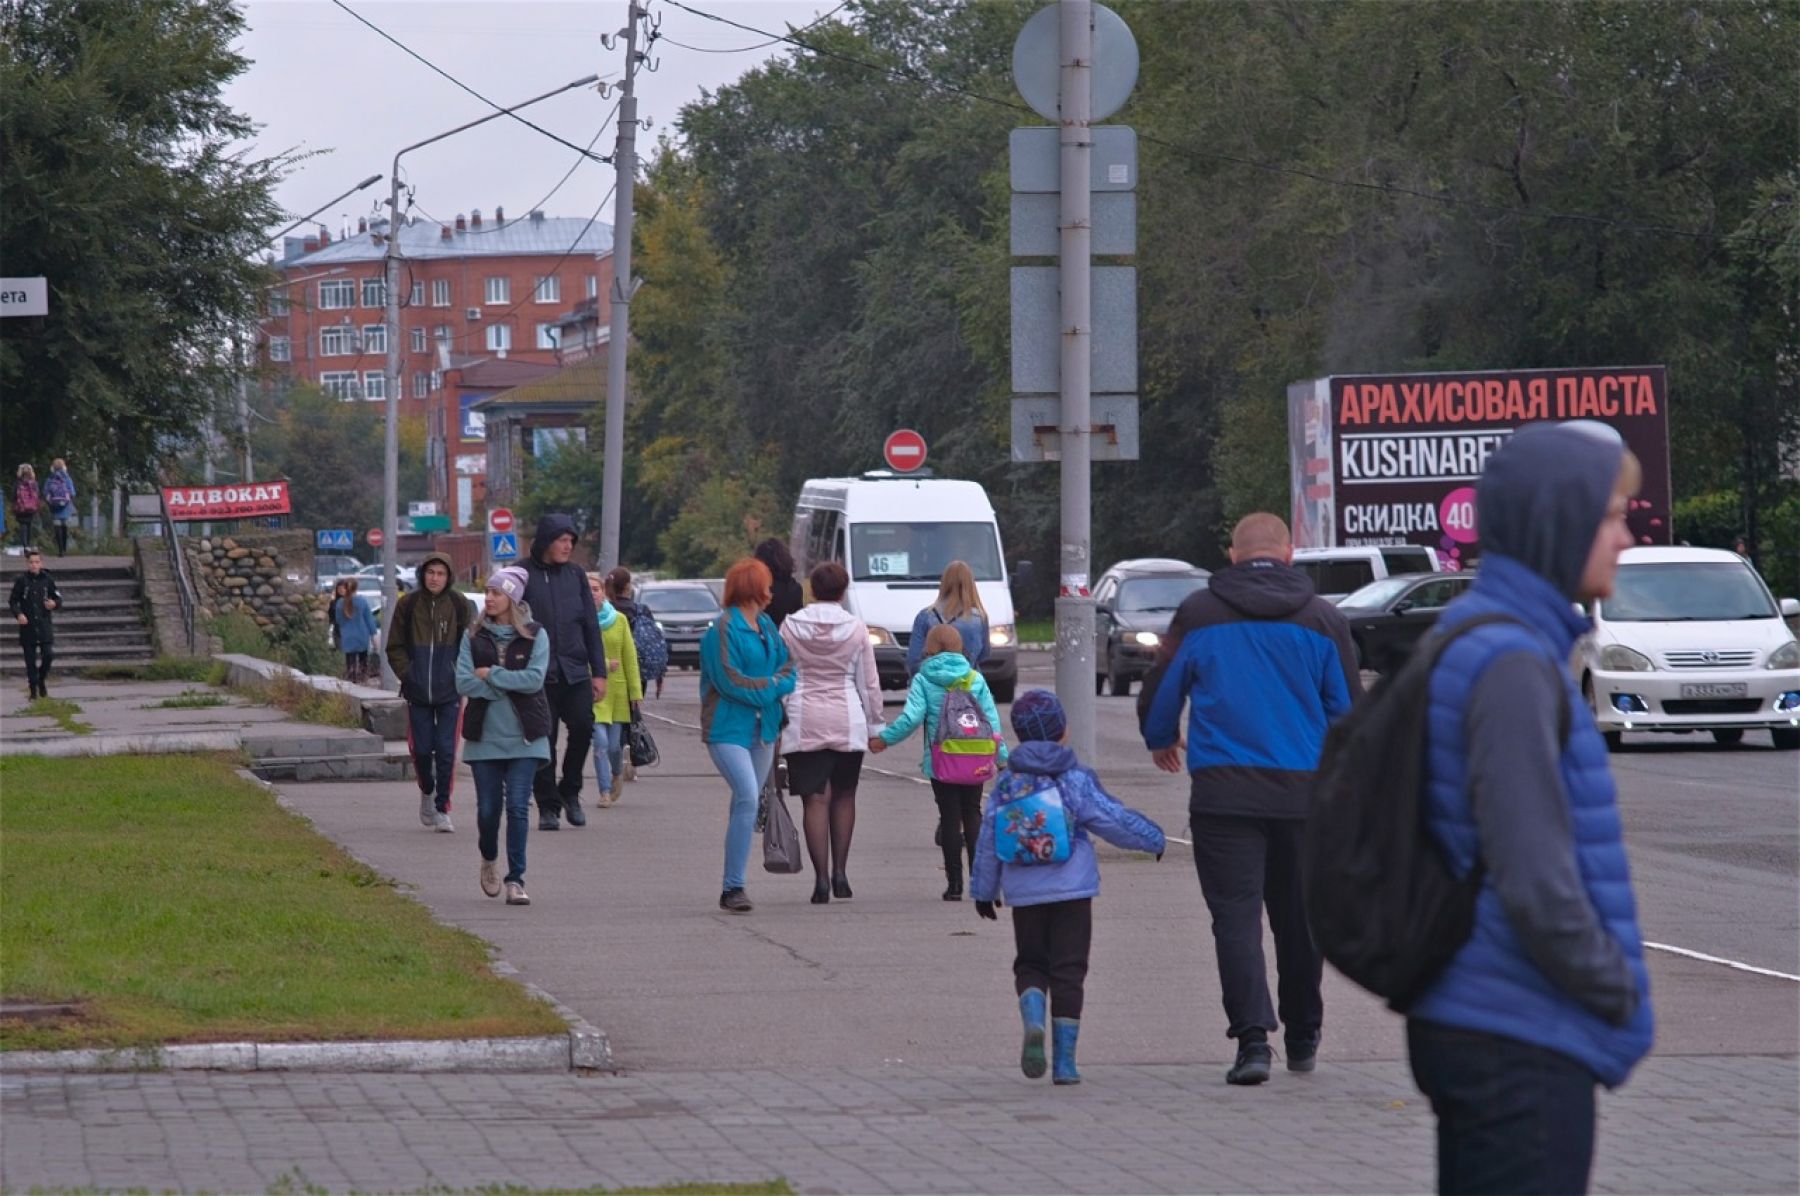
[1012,898,1094,1020]
[1407,1020,1598,1196]
[15,513,34,549]
[18,624,53,692]
[408,700,461,810]
[1189,813,1322,1043]
[51,516,70,556]
[533,678,594,815]
[931,779,982,879]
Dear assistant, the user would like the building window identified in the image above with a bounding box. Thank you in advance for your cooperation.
[362,324,386,353]
[536,324,559,350]
[320,371,359,399]
[533,276,561,304]
[484,277,510,305]
[363,371,385,401]
[410,280,424,307]
[586,275,598,299]
[320,325,354,356]
[319,279,355,309]
[434,324,451,343]
[486,323,512,352]
[268,336,291,363]
[432,279,451,307]
[269,292,291,317]
[413,372,429,398]
[431,370,443,392]
[361,278,386,307]
[410,327,427,353]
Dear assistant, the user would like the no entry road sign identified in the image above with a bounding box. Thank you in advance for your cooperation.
[883,429,928,473]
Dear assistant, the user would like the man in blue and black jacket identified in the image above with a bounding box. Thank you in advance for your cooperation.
[523,513,606,830]
[1138,512,1361,1086]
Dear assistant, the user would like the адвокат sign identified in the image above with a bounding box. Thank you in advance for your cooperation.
[162,481,293,522]
[1288,366,1671,567]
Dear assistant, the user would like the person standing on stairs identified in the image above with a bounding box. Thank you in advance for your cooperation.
[9,547,62,699]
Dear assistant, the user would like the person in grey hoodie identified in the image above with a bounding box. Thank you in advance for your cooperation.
[522,514,606,830]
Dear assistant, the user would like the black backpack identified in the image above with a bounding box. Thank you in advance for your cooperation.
[1303,613,1564,1011]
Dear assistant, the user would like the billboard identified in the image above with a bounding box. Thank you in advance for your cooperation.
[1290,366,1671,566]
[163,481,292,522]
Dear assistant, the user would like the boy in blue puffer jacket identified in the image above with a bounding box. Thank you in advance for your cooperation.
[970,690,1165,1085]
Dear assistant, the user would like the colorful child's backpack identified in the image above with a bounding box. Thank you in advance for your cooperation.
[930,670,1001,784]
[993,774,1074,865]
[630,606,669,681]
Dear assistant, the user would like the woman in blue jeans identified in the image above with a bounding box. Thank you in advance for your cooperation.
[699,557,795,914]
[456,566,550,907]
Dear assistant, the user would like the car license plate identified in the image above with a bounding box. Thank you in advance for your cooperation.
[1680,682,1747,699]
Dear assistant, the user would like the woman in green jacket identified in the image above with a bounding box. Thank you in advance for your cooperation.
[589,569,643,807]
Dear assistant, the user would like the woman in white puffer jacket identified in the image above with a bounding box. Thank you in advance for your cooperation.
[779,560,884,905]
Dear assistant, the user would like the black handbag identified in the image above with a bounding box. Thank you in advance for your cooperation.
[628,712,659,768]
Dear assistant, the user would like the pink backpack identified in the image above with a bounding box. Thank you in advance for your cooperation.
[14,480,38,515]
[930,671,1001,784]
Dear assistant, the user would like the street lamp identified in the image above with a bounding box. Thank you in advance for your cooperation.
[379,75,601,688]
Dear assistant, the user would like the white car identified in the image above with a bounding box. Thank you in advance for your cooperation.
[1293,545,1442,601]
[1582,546,1800,751]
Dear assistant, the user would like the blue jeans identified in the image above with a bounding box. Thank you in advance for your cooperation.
[472,757,537,885]
[408,700,461,810]
[592,721,626,792]
[1407,1019,1597,1195]
[708,739,775,893]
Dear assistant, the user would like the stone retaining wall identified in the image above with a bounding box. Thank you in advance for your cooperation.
[184,533,325,628]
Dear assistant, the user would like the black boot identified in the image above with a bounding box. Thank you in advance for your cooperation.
[942,870,964,901]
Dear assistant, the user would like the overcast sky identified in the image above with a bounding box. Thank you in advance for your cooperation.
[225,1,835,248]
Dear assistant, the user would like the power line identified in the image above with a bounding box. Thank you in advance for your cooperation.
[651,1,849,54]
[434,97,623,237]
[329,0,606,163]
[658,0,1772,247]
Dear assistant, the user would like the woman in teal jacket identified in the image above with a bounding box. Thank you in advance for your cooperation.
[699,557,795,914]
[872,623,1008,899]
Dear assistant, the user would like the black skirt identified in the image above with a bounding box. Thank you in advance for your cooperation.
[783,748,865,797]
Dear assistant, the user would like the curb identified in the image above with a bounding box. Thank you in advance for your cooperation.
[0,729,245,758]
[1019,641,1053,653]
[1,1036,577,1074]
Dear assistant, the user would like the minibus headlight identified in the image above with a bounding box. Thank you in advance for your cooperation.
[868,627,895,648]
[989,624,1015,647]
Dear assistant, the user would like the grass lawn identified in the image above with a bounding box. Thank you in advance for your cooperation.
[1016,618,1053,644]
[22,696,92,734]
[0,754,565,1051]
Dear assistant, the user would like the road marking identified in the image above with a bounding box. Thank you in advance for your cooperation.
[1643,941,1800,982]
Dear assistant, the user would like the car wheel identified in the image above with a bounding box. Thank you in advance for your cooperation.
[992,679,1016,704]
[1108,668,1133,697]
[1094,672,1106,696]
[1773,728,1800,751]
[1711,729,1744,746]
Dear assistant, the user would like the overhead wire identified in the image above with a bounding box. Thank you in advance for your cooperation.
[651,0,849,54]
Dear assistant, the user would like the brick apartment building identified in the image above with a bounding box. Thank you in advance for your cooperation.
[259,207,613,527]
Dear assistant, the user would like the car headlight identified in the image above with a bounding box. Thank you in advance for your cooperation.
[989,623,1016,647]
[1130,631,1160,647]
[868,626,895,648]
[1768,640,1800,670]
[654,620,667,633]
[1598,644,1654,672]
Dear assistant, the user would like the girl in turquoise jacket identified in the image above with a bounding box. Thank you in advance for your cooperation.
[872,622,1008,899]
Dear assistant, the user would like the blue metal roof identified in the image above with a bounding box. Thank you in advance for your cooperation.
[284,215,612,266]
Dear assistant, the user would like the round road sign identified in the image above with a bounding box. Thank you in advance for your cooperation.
[489,507,514,534]
[366,528,384,548]
[883,430,928,473]
[1012,3,1140,124]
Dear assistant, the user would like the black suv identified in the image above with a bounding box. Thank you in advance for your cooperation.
[1092,558,1211,695]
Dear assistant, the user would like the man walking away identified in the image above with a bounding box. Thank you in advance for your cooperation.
[1138,513,1361,1085]
[522,514,606,830]
[386,551,472,833]
[9,548,62,699]
[1408,423,1653,1196]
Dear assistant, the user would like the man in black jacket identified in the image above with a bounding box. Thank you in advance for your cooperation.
[523,514,606,829]
[9,548,63,699]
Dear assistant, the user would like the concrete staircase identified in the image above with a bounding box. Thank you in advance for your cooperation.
[0,556,155,673]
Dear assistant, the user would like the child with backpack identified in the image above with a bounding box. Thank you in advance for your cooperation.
[870,622,1008,900]
[12,464,39,551]
[970,690,1165,1085]
[43,459,76,557]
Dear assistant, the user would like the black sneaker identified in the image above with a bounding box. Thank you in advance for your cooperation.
[1287,1032,1320,1073]
[1227,1040,1273,1086]
[718,888,753,914]
[564,796,587,827]
[538,812,560,832]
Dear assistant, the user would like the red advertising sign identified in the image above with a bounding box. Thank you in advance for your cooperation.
[883,429,928,473]
[162,481,292,522]
[1289,366,1671,566]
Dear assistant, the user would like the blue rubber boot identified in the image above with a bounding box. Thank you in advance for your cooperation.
[1018,988,1048,1079]
[1052,1017,1081,1085]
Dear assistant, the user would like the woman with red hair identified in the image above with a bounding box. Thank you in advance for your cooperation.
[700,556,796,913]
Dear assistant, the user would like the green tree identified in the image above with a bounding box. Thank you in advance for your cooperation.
[0,0,285,485]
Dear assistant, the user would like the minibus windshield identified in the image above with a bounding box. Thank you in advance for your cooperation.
[850,523,1004,582]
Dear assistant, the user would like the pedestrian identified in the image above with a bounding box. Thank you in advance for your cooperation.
[1138,512,1361,1085]
[904,559,991,676]
[616,568,668,702]
[589,569,643,808]
[43,459,76,558]
[755,537,805,628]
[700,556,796,914]
[872,621,1008,900]
[11,464,40,551]
[456,566,550,907]
[780,560,883,904]
[1407,422,1654,1196]
[385,551,471,833]
[522,514,607,830]
[330,577,379,684]
[971,689,1166,1085]
[9,547,62,699]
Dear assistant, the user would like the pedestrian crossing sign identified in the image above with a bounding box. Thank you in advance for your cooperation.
[490,532,519,561]
[316,529,354,551]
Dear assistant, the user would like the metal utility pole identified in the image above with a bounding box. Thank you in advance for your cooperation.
[1053,0,1097,762]
[599,1,647,572]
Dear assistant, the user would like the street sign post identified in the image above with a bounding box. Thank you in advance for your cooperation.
[488,507,515,534]
[0,277,49,318]
[316,529,354,552]
[490,532,519,561]
[883,430,929,473]
[366,528,384,549]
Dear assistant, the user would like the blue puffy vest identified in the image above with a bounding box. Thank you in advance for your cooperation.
[1411,554,1654,1088]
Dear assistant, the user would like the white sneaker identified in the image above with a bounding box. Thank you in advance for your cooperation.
[504,882,531,906]
[419,792,436,828]
[480,858,501,898]
[434,812,454,833]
